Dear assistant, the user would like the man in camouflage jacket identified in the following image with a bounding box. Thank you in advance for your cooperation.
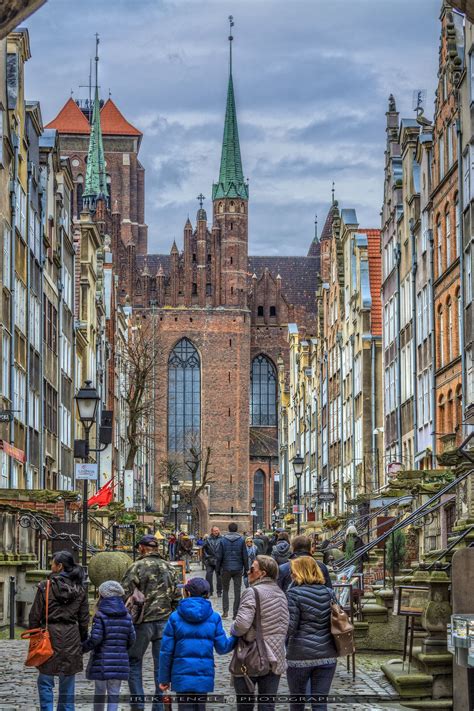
[122,534,181,711]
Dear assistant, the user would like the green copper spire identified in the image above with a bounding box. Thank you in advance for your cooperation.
[83,34,108,211]
[212,17,248,201]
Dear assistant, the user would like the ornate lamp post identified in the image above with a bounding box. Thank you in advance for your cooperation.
[186,507,192,533]
[293,453,304,534]
[171,477,180,533]
[251,497,257,536]
[74,381,100,578]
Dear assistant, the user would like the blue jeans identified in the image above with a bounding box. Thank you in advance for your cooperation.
[128,621,165,711]
[286,663,337,711]
[37,673,75,711]
[94,679,121,711]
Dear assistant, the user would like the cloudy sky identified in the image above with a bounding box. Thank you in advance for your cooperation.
[24,0,441,256]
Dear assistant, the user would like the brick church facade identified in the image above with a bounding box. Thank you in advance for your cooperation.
[47,52,321,532]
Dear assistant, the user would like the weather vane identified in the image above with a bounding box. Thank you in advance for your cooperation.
[228,15,234,73]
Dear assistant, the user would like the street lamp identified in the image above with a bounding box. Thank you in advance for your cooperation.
[293,453,304,534]
[171,477,180,533]
[74,380,100,578]
[250,497,257,536]
[186,507,192,533]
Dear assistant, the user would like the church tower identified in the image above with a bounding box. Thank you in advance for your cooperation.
[212,17,249,308]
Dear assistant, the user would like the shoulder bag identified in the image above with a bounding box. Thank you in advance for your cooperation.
[125,586,146,625]
[21,580,54,667]
[330,594,355,657]
[229,587,270,692]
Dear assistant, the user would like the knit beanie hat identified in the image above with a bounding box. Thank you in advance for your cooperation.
[275,541,291,556]
[99,580,125,598]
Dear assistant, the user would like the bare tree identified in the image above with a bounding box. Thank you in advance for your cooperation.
[121,315,162,471]
[159,454,185,512]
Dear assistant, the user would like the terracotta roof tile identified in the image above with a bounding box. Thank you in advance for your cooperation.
[100,99,142,136]
[46,97,142,137]
[45,98,90,134]
[362,228,382,336]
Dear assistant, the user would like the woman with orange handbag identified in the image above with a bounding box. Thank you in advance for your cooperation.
[28,551,89,711]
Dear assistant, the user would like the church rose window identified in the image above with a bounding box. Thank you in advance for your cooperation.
[250,354,277,426]
[168,338,201,457]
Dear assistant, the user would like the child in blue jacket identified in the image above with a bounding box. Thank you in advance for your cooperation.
[82,580,135,711]
[159,577,236,710]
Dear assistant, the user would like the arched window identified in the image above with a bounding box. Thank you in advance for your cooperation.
[445,207,451,267]
[455,385,463,433]
[447,390,454,434]
[106,174,112,200]
[456,288,462,356]
[257,306,264,317]
[76,175,83,217]
[253,470,265,527]
[447,298,453,362]
[455,193,460,258]
[436,216,442,277]
[250,355,277,426]
[438,395,445,434]
[168,339,201,456]
[438,305,444,367]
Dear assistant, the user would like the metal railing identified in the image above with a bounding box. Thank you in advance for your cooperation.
[333,465,474,572]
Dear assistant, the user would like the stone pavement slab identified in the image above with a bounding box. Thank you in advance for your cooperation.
[0,564,406,709]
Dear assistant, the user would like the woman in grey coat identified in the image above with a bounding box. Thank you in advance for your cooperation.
[230,555,289,711]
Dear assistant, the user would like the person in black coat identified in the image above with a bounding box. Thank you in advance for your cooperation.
[202,526,223,597]
[29,551,89,711]
[83,580,136,710]
[277,535,332,593]
[216,523,249,619]
[286,556,337,711]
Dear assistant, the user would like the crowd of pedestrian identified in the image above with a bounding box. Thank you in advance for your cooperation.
[27,523,357,711]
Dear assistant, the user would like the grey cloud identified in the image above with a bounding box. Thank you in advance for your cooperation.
[24,0,441,255]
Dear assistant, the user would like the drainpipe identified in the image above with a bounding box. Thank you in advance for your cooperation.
[350,334,356,501]
[371,337,377,491]
[456,114,467,435]
[428,229,437,466]
[410,218,418,464]
[58,196,64,487]
[336,333,344,514]
[313,392,319,518]
[39,171,45,489]
[8,135,18,488]
[395,243,403,462]
[25,166,32,487]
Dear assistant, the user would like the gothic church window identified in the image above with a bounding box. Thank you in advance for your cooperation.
[219,202,224,214]
[257,306,264,317]
[168,338,201,457]
[76,175,83,217]
[250,354,277,426]
[253,469,265,527]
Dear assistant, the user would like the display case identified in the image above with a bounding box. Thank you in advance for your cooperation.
[393,585,430,616]
[449,614,474,667]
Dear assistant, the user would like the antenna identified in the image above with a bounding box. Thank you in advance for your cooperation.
[228,15,234,75]
[95,33,100,96]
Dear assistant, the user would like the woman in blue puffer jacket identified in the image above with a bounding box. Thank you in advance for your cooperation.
[159,577,236,710]
[82,580,136,711]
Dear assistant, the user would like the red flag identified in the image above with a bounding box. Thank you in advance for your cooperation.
[87,479,114,508]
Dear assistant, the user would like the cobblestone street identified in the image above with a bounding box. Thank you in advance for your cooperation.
[0,565,405,710]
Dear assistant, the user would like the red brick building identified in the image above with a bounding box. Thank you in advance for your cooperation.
[47,59,319,532]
